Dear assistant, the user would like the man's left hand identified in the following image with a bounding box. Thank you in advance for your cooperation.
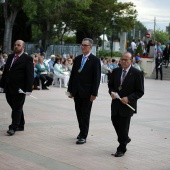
[90,95,96,102]
[120,97,128,104]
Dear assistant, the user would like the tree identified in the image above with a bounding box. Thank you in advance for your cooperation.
[60,0,137,43]
[151,30,169,44]
[24,0,91,46]
[2,0,25,53]
[128,21,147,42]
[1,0,137,52]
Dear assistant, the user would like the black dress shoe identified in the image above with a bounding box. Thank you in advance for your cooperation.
[114,151,125,157]
[33,87,40,90]
[77,135,80,139]
[7,129,15,136]
[127,137,131,143]
[42,86,49,90]
[15,127,24,131]
[76,138,86,144]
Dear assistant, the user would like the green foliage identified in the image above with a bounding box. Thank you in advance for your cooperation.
[0,0,138,50]
[61,0,137,42]
[151,30,169,44]
[129,20,147,41]
[64,36,76,44]
[98,50,122,57]
[135,43,143,55]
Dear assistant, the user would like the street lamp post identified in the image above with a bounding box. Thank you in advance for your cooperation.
[111,20,117,58]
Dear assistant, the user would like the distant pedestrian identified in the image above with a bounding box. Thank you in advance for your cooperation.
[155,52,163,80]
[163,44,170,68]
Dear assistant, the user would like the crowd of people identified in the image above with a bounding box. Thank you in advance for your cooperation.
[128,38,170,80]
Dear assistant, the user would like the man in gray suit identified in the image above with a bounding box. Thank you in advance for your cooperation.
[108,52,144,157]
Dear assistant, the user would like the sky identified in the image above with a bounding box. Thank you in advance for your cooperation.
[118,0,170,31]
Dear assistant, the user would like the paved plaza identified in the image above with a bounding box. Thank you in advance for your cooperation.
[0,78,170,170]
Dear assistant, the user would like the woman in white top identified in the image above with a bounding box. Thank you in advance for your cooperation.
[53,57,69,88]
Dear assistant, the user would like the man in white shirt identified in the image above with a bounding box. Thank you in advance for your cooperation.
[131,39,136,54]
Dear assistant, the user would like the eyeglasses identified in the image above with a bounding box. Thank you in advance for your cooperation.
[81,44,91,47]
[120,58,131,62]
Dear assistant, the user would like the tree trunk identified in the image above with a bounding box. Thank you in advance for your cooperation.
[45,21,50,48]
[3,2,19,53]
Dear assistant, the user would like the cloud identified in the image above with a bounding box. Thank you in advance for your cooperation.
[118,0,170,30]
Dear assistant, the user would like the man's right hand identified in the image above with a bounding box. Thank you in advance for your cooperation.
[0,88,4,93]
[68,94,73,98]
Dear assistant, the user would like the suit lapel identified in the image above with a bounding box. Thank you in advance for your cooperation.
[117,68,122,85]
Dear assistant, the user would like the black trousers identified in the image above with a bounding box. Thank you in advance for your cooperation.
[33,76,40,87]
[6,92,26,130]
[74,95,93,139]
[111,114,131,152]
[156,68,162,79]
[39,74,53,88]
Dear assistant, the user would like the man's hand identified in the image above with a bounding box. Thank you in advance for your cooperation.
[120,97,128,104]
[0,88,4,93]
[111,92,120,99]
[90,95,96,102]
[111,92,117,99]
[68,94,73,98]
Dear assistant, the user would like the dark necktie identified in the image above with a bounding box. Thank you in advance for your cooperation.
[121,70,127,84]
[9,55,19,70]
[13,55,19,63]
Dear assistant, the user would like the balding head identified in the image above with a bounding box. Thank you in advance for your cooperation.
[120,52,133,69]
[14,40,25,54]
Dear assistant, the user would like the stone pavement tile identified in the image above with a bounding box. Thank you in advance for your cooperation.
[0,79,170,170]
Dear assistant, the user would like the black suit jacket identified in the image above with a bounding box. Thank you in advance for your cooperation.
[0,53,34,94]
[108,66,144,116]
[68,53,101,98]
[155,56,163,69]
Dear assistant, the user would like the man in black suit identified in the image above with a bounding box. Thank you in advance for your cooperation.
[155,51,163,80]
[67,38,101,144]
[0,40,34,136]
[108,52,144,157]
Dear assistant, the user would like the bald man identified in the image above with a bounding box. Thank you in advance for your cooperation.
[108,52,144,157]
[0,40,34,135]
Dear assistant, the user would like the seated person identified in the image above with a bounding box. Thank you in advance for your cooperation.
[62,58,70,72]
[53,57,69,88]
[133,57,142,71]
[109,59,119,70]
[101,58,112,81]
[48,54,56,73]
[32,57,40,90]
[35,56,53,90]
[67,59,73,72]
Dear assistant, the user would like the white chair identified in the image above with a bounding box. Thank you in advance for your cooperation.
[101,73,105,83]
[104,74,108,83]
[53,74,62,88]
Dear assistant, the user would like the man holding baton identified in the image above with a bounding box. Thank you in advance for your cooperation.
[108,52,144,157]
